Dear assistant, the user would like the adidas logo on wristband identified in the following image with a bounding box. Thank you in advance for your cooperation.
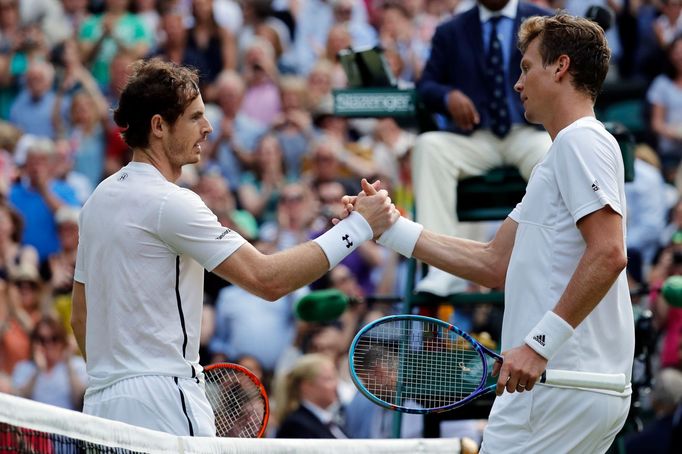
[533,334,546,346]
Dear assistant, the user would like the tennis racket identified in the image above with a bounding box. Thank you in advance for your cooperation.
[349,314,628,414]
[203,363,270,437]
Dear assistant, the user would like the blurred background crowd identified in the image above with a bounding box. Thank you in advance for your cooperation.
[0,0,680,450]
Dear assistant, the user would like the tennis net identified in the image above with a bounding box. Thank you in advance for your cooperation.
[0,392,459,453]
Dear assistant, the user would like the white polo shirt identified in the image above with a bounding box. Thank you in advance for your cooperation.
[506,117,634,394]
[75,162,246,391]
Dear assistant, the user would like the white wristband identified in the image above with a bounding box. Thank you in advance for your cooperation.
[524,311,574,360]
[313,211,373,269]
[377,217,423,258]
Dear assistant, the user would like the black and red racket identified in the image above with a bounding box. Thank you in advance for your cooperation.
[203,363,269,438]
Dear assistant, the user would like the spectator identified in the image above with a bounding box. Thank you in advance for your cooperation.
[259,182,319,251]
[237,132,288,226]
[12,315,87,410]
[0,201,39,282]
[411,0,552,295]
[625,144,669,272]
[0,276,31,376]
[186,0,236,100]
[241,37,282,128]
[203,70,267,192]
[9,136,80,264]
[9,60,68,138]
[78,0,151,87]
[290,0,372,75]
[275,353,348,438]
[272,75,314,180]
[625,368,682,453]
[48,206,80,333]
[653,0,682,49]
[648,34,682,179]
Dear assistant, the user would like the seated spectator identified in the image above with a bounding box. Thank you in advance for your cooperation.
[275,353,348,438]
[259,182,319,251]
[411,0,552,295]
[237,133,289,226]
[11,315,87,410]
[272,76,314,180]
[9,136,80,265]
[203,70,267,192]
[9,60,68,138]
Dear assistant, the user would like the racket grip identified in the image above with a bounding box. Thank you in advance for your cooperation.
[539,369,627,393]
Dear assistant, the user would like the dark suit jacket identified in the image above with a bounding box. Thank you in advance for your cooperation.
[417,2,551,134]
[276,405,347,439]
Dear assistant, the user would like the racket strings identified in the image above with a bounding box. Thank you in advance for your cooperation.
[204,367,267,438]
[353,319,485,411]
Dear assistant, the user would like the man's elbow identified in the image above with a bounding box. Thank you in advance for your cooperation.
[604,245,628,277]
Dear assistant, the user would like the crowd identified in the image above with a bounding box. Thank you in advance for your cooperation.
[0,0,680,448]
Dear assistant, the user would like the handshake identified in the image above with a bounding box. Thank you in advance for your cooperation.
[312,179,423,270]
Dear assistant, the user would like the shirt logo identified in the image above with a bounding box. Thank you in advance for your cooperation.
[591,180,600,192]
[533,334,546,347]
[342,234,353,249]
[216,228,232,240]
[118,172,128,181]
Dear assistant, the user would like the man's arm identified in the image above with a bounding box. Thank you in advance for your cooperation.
[213,179,398,301]
[412,216,518,289]
[71,281,87,361]
[495,206,627,395]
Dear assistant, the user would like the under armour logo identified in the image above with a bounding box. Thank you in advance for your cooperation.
[533,334,546,347]
[342,234,353,248]
[591,180,599,192]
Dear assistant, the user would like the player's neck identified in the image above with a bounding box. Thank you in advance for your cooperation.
[544,94,595,140]
[131,147,181,183]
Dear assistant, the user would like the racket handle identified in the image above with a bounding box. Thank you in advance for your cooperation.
[539,369,627,393]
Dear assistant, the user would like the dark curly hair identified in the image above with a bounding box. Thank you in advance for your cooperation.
[113,58,201,149]
[518,12,611,102]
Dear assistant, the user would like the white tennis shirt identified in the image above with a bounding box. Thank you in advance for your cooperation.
[75,162,246,391]
[506,117,634,393]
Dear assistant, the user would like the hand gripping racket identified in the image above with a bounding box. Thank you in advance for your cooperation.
[203,363,270,437]
[349,315,627,414]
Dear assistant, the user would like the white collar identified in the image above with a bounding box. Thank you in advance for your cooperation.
[479,0,519,23]
[301,400,335,424]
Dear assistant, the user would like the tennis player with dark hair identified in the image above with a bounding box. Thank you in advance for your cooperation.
[70,58,398,436]
[344,13,634,452]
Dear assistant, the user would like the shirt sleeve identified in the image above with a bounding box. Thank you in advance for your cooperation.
[156,187,247,271]
[554,127,623,224]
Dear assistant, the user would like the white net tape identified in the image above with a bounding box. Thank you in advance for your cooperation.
[0,392,460,454]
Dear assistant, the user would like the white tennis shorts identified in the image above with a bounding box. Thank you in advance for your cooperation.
[83,375,216,437]
[480,385,630,453]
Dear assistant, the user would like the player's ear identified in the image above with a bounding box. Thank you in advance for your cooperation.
[150,114,165,138]
[554,55,570,81]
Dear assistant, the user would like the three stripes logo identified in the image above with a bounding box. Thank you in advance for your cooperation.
[533,334,546,347]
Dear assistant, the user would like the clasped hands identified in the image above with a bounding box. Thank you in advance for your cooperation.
[332,179,400,240]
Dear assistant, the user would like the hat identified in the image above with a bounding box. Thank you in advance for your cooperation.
[55,206,80,225]
[9,262,41,284]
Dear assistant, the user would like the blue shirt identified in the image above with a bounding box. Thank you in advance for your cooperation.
[209,285,306,370]
[10,179,80,262]
[9,90,70,139]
